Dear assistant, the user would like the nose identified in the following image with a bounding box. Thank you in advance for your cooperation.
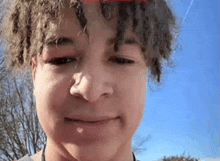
[70,62,113,103]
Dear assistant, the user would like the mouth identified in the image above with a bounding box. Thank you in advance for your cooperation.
[65,118,108,123]
[64,116,120,137]
[64,116,119,124]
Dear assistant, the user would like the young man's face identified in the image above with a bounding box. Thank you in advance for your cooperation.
[32,2,147,161]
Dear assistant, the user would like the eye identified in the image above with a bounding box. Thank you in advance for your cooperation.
[48,57,77,65]
[110,57,135,65]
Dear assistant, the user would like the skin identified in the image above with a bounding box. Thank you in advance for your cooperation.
[31,2,148,161]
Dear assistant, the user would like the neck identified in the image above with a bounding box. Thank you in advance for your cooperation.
[44,139,135,161]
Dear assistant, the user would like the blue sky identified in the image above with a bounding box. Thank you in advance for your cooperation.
[0,0,218,161]
[134,0,219,161]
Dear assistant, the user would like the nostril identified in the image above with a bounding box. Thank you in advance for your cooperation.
[72,93,85,101]
[101,92,109,98]
[70,75,113,102]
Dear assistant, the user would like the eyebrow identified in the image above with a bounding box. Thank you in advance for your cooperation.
[107,36,140,46]
[45,37,74,46]
[45,36,139,47]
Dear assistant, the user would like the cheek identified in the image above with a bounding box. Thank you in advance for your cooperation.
[34,70,72,134]
[119,73,147,121]
[131,80,146,116]
[118,76,146,139]
[120,69,147,105]
[34,69,71,115]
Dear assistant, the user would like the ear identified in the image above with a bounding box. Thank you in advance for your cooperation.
[31,55,37,81]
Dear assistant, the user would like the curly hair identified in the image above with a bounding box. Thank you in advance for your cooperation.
[1,0,177,82]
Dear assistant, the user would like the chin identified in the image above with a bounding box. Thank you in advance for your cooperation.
[65,142,120,161]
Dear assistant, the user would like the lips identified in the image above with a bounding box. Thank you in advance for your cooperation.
[64,116,118,123]
[64,115,120,137]
[65,117,108,123]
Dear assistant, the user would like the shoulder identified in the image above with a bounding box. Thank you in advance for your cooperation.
[30,150,42,161]
[16,155,33,161]
[16,150,42,161]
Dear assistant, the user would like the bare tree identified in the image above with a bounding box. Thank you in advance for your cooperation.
[132,134,151,156]
[158,155,200,161]
[0,1,46,157]
[131,135,151,161]
[0,60,46,161]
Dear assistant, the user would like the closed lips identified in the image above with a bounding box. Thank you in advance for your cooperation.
[64,117,118,123]
[65,117,109,123]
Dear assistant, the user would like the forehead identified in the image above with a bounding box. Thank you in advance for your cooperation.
[47,3,116,33]
[45,2,140,44]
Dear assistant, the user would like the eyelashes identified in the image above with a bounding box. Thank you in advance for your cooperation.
[47,57,78,65]
[47,56,135,66]
[109,57,135,65]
